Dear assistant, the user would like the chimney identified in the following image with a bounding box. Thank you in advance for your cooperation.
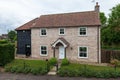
[95,2,100,12]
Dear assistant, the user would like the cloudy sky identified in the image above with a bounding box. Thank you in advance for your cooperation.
[0,0,119,35]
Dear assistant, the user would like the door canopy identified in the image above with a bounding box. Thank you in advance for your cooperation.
[52,37,69,48]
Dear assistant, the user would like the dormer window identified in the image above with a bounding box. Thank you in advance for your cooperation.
[59,28,65,35]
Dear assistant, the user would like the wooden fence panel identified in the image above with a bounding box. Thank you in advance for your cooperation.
[101,50,120,63]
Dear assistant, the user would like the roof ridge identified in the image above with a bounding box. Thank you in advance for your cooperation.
[40,10,96,16]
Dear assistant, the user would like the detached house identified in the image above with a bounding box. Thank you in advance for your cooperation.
[16,3,101,63]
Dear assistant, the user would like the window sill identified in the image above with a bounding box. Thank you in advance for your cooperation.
[59,34,65,36]
[40,54,48,56]
[78,35,87,37]
[78,57,88,58]
[40,35,47,37]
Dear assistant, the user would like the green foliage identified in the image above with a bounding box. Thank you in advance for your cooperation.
[110,59,120,67]
[0,40,8,44]
[101,27,120,46]
[61,58,69,66]
[58,63,120,78]
[8,30,17,42]
[108,4,120,28]
[0,43,15,66]
[100,12,107,27]
[101,4,120,47]
[48,58,57,65]
[5,59,49,75]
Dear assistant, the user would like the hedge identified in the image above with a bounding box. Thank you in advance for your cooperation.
[0,43,15,66]
[0,40,8,44]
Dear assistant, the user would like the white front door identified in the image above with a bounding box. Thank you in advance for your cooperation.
[59,46,65,59]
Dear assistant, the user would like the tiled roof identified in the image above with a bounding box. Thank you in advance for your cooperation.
[34,11,101,28]
[15,18,38,30]
[16,11,101,30]
[52,37,69,47]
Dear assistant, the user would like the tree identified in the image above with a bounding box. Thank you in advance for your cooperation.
[101,4,120,46]
[108,4,120,29]
[8,30,17,42]
[100,12,107,27]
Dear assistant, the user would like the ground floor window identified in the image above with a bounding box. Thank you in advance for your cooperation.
[78,46,88,58]
[40,45,48,56]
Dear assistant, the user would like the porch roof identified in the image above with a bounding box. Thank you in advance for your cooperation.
[52,37,69,48]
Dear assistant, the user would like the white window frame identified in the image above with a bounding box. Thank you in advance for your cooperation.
[40,28,47,36]
[59,28,65,35]
[40,45,48,56]
[79,27,87,36]
[78,46,88,58]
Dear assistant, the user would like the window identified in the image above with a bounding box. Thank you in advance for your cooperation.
[78,47,88,58]
[40,28,47,36]
[79,27,87,36]
[40,46,47,56]
[59,28,65,35]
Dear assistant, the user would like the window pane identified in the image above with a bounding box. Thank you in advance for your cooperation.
[80,47,86,51]
[41,46,47,55]
[41,46,46,50]
[79,27,86,35]
[41,29,46,35]
[60,28,64,34]
[42,51,47,54]
[79,47,87,57]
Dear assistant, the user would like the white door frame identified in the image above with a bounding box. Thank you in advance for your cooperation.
[59,46,65,59]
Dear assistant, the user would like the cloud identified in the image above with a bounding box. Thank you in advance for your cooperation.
[0,0,120,34]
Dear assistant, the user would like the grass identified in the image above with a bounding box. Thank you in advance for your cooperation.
[5,59,49,75]
[5,59,47,68]
[58,63,120,78]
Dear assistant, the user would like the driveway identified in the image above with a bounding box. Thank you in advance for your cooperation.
[0,72,119,80]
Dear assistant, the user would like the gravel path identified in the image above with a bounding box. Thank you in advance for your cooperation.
[0,72,119,80]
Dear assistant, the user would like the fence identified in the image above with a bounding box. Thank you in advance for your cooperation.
[101,50,120,63]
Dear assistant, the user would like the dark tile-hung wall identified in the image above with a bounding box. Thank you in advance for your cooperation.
[17,30,31,55]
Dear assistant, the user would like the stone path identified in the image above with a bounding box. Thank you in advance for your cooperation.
[48,62,61,75]
[48,66,57,75]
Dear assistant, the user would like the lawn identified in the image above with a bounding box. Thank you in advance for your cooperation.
[5,59,49,75]
[58,63,120,78]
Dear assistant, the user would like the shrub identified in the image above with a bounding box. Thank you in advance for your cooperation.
[23,67,31,74]
[31,68,40,75]
[61,58,69,66]
[110,59,120,66]
[10,66,17,73]
[0,43,15,66]
[0,40,8,44]
[58,63,120,78]
[48,58,57,65]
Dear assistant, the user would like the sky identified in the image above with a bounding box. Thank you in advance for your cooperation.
[0,0,120,35]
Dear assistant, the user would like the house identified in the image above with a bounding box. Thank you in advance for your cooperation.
[16,2,101,63]
[0,34,8,40]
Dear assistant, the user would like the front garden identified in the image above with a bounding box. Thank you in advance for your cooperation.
[58,59,120,78]
[3,58,120,78]
[5,59,48,75]
[4,58,57,75]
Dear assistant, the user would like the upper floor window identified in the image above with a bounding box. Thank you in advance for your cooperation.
[79,27,87,36]
[78,46,88,58]
[40,28,47,36]
[59,28,65,35]
[40,45,48,56]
